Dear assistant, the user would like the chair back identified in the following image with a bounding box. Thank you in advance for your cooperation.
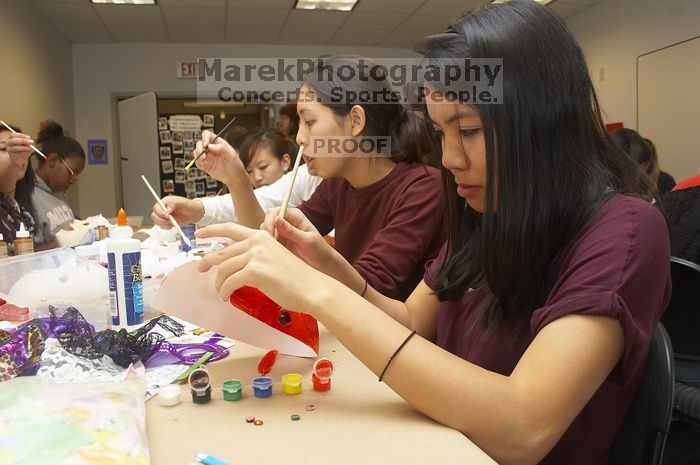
[662,257,700,360]
[609,324,675,465]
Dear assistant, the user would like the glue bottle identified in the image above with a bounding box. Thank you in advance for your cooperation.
[107,208,144,329]
[13,223,34,255]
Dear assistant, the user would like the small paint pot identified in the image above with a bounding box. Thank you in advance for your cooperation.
[222,379,243,401]
[282,373,303,395]
[158,384,181,407]
[180,224,196,252]
[188,366,212,404]
[252,376,273,398]
[312,358,334,392]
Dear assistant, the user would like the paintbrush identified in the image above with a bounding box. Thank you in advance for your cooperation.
[277,144,305,228]
[141,174,191,247]
[273,144,305,324]
[185,117,237,171]
[0,120,48,160]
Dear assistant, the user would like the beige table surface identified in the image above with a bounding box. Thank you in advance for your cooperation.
[146,325,497,465]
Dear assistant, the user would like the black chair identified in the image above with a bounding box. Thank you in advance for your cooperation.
[662,257,700,361]
[661,257,700,426]
[609,324,675,465]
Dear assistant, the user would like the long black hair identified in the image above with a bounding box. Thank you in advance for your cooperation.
[417,0,654,336]
[302,55,437,166]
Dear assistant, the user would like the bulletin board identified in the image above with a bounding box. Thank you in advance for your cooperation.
[638,36,700,180]
[156,113,223,198]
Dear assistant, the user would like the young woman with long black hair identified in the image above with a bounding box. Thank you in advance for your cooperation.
[197,2,670,462]
[190,55,444,301]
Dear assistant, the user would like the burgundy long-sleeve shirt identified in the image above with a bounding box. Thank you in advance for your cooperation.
[300,162,445,301]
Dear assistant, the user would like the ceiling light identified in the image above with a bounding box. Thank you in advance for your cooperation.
[294,0,359,12]
[492,0,556,5]
[90,0,157,5]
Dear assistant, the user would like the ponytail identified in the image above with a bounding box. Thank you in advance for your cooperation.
[35,120,85,165]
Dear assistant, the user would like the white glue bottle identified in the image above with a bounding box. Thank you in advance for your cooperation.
[107,208,144,329]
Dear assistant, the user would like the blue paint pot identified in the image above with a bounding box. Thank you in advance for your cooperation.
[252,376,273,398]
[180,224,196,252]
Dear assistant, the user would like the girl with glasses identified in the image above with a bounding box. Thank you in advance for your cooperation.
[6,120,85,250]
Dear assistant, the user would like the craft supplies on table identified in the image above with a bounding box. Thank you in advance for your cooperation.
[0,377,150,465]
[0,248,109,330]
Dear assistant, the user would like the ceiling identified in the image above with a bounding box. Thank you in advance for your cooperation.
[32,0,604,47]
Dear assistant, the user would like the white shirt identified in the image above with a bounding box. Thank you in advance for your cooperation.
[197,164,322,225]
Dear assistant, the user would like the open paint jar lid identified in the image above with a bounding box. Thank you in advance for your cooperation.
[188,366,212,404]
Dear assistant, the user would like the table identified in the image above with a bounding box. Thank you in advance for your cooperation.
[146,326,497,465]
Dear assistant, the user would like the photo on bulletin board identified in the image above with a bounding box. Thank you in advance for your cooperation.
[163,179,175,194]
[158,112,225,200]
[87,139,108,165]
[161,160,174,174]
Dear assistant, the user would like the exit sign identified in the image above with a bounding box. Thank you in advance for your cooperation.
[177,61,199,79]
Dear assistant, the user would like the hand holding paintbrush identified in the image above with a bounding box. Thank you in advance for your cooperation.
[185,117,236,171]
[1,120,49,161]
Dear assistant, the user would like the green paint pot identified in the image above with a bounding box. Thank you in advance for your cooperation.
[222,379,243,401]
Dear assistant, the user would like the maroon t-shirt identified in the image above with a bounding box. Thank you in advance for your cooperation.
[300,162,445,301]
[424,195,671,464]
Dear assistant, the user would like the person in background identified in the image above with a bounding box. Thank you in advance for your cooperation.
[238,129,297,189]
[224,125,249,152]
[151,161,321,231]
[197,2,669,463]
[6,121,85,250]
[643,138,676,194]
[196,55,444,301]
[609,128,660,198]
[0,123,36,250]
[276,103,299,138]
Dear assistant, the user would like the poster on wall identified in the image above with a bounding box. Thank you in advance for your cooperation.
[156,113,223,198]
[87,139,108,165]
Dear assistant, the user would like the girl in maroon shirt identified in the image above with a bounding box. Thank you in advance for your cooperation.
[198,2,670,464]
[198,55,446,301]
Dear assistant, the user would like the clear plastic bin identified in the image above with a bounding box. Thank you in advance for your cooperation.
[0,248,110,330]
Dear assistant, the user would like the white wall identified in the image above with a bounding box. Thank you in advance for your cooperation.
[0,0,75,205]
[73,43,416,218]
[566,0,700,128]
